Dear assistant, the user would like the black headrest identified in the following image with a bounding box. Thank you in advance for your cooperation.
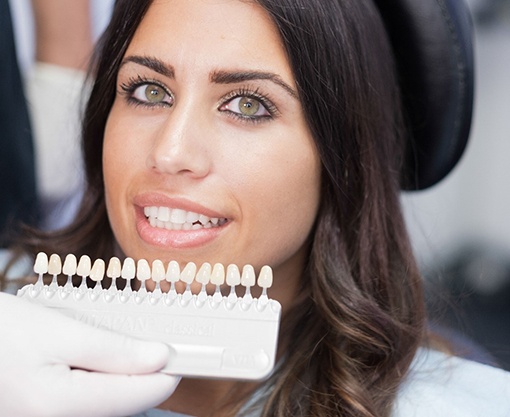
[374,0,475,190]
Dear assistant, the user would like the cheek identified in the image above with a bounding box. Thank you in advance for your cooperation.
[103,117,125,204]
[231,138,321,268]
[102,109,141,233]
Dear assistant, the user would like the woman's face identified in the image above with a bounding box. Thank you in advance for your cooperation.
[103,0,321,296]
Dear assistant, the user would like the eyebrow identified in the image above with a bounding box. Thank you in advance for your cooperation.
[210,70,298,99]
[120,55,298,99]
[120,55,175,78]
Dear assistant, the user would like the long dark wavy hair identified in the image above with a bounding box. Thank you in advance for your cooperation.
[6,0,426,416]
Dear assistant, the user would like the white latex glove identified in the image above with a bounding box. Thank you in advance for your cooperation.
[0,292,180,417]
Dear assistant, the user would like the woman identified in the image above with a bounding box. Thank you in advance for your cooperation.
[1,0,509,416]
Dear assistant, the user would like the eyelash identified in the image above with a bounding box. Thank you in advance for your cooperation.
[219,88,279,124]
[118,77,279,123]
[119,75,172,109]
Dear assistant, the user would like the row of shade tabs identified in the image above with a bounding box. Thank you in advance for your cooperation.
[32,252,274,296]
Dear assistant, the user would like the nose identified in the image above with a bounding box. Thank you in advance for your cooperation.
[146,103,212,178]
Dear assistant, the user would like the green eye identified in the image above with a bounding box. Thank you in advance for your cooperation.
[221,95,271,119]
[144,84,167,103]
[238,97,261,116]
[126,82,173,107]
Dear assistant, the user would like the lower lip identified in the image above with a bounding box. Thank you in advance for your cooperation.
[135,207,227,249]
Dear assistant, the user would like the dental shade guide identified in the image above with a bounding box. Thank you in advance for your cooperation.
[17,252,282,381]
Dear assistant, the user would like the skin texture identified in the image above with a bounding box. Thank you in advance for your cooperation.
[31,0,93,69]
[103,1,321,414]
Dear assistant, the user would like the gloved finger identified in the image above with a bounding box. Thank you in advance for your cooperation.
[27,369,180,417]
[53,319,171,374]
[10,295,172,375]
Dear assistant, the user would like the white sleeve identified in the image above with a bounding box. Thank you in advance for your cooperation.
[394,348,510,417]
[24,62,87,202]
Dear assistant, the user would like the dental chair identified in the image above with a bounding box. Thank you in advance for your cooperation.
[378,0,502,366]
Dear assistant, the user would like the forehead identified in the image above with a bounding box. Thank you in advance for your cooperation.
[126,0,291,77]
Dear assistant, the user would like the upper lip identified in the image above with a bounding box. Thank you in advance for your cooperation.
[133,192,228,220]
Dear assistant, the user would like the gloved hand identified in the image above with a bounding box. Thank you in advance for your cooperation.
[0,292,180,417]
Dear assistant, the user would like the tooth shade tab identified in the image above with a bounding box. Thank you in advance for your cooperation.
[48,254,62,276]
[257,266,273,289]
[166,260,180,283]
[20,254,282,381]
[137,259,151,281]
[76,255,92,277]
[27,253,274,303]
[107,257,121,279]
[181,262,197,284]
[151,260,166,282]
[34,252,48,275]
[241,265,256,287]
[196,263,212,285]
[211,263,225,286]
[62,254,77,276]
[226,264,241,286]
[90,259,106,282]
[121,257,136,280]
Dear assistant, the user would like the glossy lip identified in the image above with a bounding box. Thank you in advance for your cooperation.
[133,193,230,249]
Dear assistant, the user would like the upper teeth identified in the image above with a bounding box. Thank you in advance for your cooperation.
[144,206,226,230]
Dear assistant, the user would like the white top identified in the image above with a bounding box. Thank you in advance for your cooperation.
[136,348,510,417]
[394,348,510,417]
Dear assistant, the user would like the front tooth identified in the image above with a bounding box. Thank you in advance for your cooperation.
[34,252,49,274]
[257,265,273,288]
[151,260,166,282]
[226,264,241,286]
[137,259,151,281]
[62,254,77,276]
[121,257,136,280]
[196,262,212,284]
[158,206,170,221]
[90,259,105,282]
[170,208,187,224]
[166,260,180,283]
[181,262,197,284]
[77,255,92,277]
[241,265,256,287]
[107,257,121,279]
[48,254,62,275]
[211,263,225,285]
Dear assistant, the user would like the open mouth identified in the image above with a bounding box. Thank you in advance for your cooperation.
[144,206,228,231]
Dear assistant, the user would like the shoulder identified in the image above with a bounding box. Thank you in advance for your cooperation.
[393,348,510,417]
